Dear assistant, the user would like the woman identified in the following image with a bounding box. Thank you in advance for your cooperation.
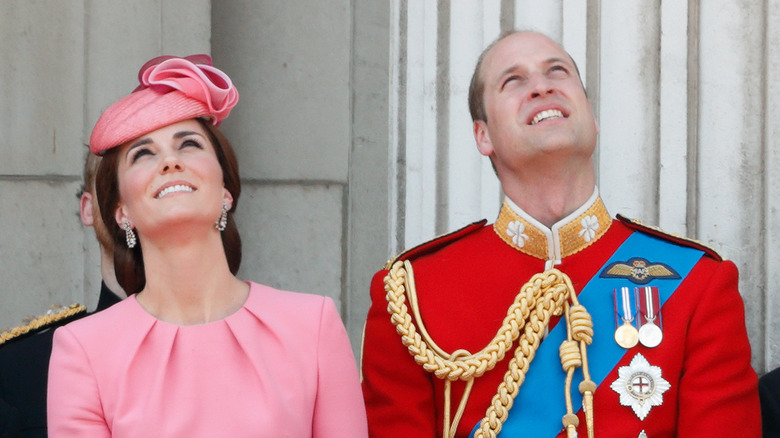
[47,55,368,437]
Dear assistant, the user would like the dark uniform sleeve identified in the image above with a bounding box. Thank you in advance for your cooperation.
[759,367,780,437]
[0,329,60,438]
[361,269,438,437]
[676,259,760,436]
[0,396,21,438]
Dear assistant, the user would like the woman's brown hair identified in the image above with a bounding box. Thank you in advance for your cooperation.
[95,118,242,294]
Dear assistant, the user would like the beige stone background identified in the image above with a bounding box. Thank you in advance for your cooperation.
[2,1,780,376]
[0,0,388,357]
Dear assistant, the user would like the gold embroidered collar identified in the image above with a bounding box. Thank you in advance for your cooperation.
[493,188,612,261]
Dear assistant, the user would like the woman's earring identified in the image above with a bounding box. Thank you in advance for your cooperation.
[122,219,137,248]
[216,202,228,232]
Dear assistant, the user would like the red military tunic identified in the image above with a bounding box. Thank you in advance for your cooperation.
[361,191,759,438]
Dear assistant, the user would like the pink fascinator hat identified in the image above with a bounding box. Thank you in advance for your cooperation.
[89,54,239,155]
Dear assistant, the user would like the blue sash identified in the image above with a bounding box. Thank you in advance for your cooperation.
[470,231,703,437]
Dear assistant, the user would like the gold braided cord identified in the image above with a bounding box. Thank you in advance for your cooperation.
[0,304,87,345]
[473,271,594,438]
[384,261,596,438]
[570,302,597,438]
[385,261,522,381]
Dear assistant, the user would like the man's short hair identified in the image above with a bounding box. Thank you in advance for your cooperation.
[77,148,101,199]
[467,30,584,123]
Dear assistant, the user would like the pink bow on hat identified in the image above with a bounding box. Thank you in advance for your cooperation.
[136,55,239,125]
[89,54,239,155]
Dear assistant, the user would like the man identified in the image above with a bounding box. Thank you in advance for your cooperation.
[361,31,759,437]
[0,152,123,438]
[759,367,780,436]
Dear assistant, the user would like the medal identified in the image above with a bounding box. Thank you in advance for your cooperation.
[615,322,639,349]
[614,287,639,349]
[637,286,663,348]
[610,353,671,420]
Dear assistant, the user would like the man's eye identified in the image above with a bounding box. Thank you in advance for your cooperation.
[502,75,523,89]
[549,65,568,77]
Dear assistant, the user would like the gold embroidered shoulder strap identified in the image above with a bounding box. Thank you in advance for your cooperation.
[384,220,487,270]
[0,304,87,346]
[617,214,723,261]
[384,261,596,438]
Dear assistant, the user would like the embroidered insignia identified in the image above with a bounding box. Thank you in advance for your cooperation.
[638,431,648,438]
[611,353,671,420]
[506,220,529,247]
[578,214,600,242]
[600,257,681,284]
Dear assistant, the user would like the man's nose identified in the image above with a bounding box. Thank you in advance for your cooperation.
[528,72,554,99]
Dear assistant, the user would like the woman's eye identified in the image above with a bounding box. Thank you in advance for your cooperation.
[130,148,152,163]
[181,139,203,149]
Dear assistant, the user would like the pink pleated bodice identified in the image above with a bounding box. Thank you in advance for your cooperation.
[48,282,367,437]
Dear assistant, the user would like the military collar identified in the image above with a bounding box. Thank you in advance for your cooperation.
[97,282,122,311]
[493,188,612,262]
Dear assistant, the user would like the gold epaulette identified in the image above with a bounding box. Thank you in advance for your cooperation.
[0,304,87,346]
[617,214,723,261]
[383,220,487,270]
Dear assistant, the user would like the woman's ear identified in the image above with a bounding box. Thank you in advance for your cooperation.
[114,204,131,229]
[223,188,234,211]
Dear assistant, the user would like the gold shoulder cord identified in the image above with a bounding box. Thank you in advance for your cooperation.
[384,260,596,438]
[0,304,87,346]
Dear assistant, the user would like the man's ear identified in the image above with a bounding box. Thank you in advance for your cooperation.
[80,192,95,227]
[474,120,493,157]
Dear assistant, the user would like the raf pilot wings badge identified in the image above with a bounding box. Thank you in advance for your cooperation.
[600,257,681,284]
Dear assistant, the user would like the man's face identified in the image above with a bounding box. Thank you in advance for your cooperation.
[474,32,598,174]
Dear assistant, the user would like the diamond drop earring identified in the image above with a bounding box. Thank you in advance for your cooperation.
[216,202,228,232]
[122,219,137,248]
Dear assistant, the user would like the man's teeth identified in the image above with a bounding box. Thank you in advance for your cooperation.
[157,185,194,199]
[531,109,563,125]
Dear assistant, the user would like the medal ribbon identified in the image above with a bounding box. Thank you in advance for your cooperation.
[615,286,636,326]
[471,231,703,437]
[638,286,661,325]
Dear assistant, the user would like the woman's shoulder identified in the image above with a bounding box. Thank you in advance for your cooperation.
[244,282,337,326]
[54,297,146,345]
[241,283,349,358]
[247,282,331,306]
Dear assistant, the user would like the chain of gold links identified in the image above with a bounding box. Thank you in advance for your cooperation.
[384,260,596,438]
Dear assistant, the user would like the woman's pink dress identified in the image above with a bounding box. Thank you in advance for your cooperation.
[47,282,368,437]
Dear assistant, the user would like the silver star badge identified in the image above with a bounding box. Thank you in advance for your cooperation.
[610,353,671,420]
